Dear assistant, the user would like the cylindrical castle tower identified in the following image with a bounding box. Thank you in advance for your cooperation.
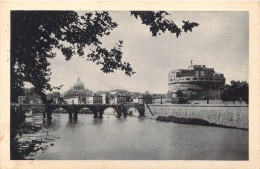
[168,61,225,100]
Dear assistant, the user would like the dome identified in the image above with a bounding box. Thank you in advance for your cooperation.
[72,78,85,91]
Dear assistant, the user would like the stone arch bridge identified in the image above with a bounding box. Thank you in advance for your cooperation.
[16,103,145,119]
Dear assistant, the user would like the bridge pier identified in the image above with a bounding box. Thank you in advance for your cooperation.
[122,108,127,118]
[98,112,103,119]
[123,113,127,118]
[69,112,73,119]
[117,111,122,118]
[43,112,46,118]
[45,106,52,119]
[93,110,98,118]
[19,103,145,119]
[118,105,127,118]
[74,113,78,119]
[47,112,52,119]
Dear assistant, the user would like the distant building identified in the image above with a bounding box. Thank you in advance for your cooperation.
[108,90,131,104]
[137,95,152,104]
[132,97,139,103]
[96,91,109,104]
[46,92,61,104]
[151,94,167,104]
[18,87,42,104]
[29,94,42,104]
[64,97,79,105]
[86,94,102,104]
[63,77,93,104]
[168,61,225,100]
[18,96,27,104]
[101,93,109,104]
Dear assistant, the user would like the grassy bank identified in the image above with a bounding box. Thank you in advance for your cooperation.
[156,115,248,130]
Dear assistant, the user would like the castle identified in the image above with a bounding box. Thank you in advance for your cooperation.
[168,60,225,100]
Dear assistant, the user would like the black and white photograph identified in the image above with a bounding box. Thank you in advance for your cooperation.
[8,10,250,161]
[1,2,260,168]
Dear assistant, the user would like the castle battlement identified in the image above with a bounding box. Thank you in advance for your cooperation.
[168,61,225,100]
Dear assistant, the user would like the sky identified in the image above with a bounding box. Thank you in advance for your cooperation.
[36,11,249,94]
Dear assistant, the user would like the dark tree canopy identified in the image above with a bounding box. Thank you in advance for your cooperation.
[130,11,199,37]
[220,81,249,104]
[11,11,132,102]
[11,11,199,103]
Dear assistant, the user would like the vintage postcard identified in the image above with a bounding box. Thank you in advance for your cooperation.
[0,1,259,169]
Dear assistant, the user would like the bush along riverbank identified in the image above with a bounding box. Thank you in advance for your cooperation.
[12,120,60,160]
[10,106,26,160]
[10,106,60,160]
[14,123,42,158]
[155,116,248,130]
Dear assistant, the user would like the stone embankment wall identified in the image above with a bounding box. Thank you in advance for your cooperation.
[145,104,248,129]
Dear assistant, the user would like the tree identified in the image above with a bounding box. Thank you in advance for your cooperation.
[220,81,249,104]
[182,90,198,99]
[130,11,199,37]
[11,11,199,103]
[176,90,184,97]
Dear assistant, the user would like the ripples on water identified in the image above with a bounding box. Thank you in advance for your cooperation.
[23,113,248,160]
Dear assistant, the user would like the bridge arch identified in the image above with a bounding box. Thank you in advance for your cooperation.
[76,105,96,114]
[126,107,140,117]
[19,103,145,119]
[20,105,45,117]
[24,107,44,114]
[48,106,74,119]
[101,107,120,118]
[51,107,70,114]
[78,107,94,114]
[125,106,143,117]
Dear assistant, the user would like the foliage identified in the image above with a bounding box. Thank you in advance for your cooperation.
[11,11,199,103]
[11,11,132,102]
[166,91,172,98]
[220,81,249,104]
[130,11,199,37]
[182,90,198,99]
[176,90,185,97]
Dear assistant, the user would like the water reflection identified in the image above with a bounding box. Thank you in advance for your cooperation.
[92,118,103,125]
[116,116,126,120]
[137,117,146,122]
[41,119,52,126]
[67,119,78,131]
[40,117,60,132]
[26,114,248,160]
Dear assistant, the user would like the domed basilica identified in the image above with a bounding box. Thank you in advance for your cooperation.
[64,78,93,103]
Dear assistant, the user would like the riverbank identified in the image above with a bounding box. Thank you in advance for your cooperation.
[11,106,60,160]
[21,114,248,160]
[145,104,248,129]
[10,106,26,159]
[10,110,248,160]
[156,115,248,130]
[11,120,61,160]
[13,123,42,159]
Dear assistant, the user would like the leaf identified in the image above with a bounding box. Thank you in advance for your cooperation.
[130,11,198,38]
[182,20,199,33]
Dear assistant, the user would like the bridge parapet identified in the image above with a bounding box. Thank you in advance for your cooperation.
[16,103,145,119]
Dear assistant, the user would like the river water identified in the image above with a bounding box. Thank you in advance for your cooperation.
[21,113,248,160]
